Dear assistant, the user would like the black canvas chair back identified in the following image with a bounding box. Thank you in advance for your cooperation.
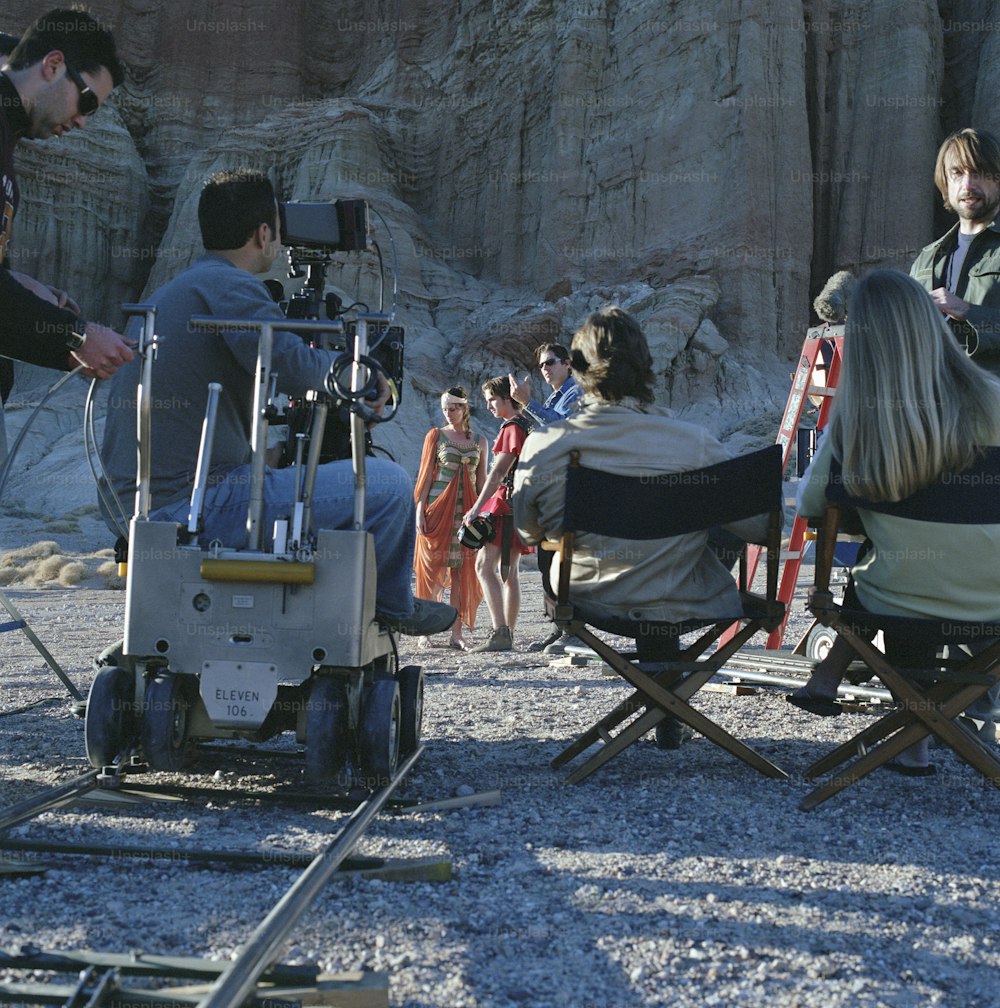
[546,444,789,784]
[799,497,1000,811]
[564,445,782,541]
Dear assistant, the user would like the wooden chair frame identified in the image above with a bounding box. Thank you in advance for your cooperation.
[545,446,789,784]
[799,503,1000,810]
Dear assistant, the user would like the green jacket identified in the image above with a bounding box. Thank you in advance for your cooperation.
[910,220,1000,377]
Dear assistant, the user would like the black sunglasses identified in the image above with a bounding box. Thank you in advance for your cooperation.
[538,357,562,369]
[65,64,100,117]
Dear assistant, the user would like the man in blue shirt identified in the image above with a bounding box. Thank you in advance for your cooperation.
[508,342,581,652]
[508,343,580,426]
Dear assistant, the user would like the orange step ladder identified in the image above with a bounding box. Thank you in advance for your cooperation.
[725,323,844,650]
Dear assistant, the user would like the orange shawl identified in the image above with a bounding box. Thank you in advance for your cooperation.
[412,428,483,630]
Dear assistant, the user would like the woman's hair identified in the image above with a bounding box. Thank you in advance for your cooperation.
[827,268,1000,501]
[441,384,471,434]
[570,306,654,404]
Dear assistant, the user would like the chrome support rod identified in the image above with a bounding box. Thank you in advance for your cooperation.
[350,318,369,530]
[187,383,222,535]
[188,316,351,551]
[122,304,158,521]
[246,321,275,551]
[297,398,328,546]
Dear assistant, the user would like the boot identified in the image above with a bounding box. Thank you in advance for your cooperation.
[528,626,563,652]
[469,626,513,653]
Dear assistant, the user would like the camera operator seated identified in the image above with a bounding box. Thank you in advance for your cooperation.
[513,306,775,749]
[100,168,454,637]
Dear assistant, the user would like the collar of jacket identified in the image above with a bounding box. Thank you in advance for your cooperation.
[930,216,1000,257]
[0,73,29,139]
[576,395,666,415]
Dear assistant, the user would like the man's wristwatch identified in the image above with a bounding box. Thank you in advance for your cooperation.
[65,320,88,351]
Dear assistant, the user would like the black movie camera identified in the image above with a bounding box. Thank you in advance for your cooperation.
[278,199,369,320]
[271,199,404,465]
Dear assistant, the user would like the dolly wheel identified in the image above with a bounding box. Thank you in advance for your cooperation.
[141,674,192,772]
[358,679,400,789]
[84,666,134,768]
[305,676,349,786]
[804,624,837,663]
[398,665,424,757]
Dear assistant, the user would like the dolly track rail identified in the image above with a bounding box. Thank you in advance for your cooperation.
[0,768,100,833]
[0,749,422,1006]
[198,744,423,1008]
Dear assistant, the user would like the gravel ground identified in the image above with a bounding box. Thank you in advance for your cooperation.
[1,541,999,1008]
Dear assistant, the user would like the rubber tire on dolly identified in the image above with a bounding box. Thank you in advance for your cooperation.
[398,665,424,757]
[804,624,837,663]
[358,679,400,789]
[305,675,350,786]
[141,673,193,772]
[84,665,134,768]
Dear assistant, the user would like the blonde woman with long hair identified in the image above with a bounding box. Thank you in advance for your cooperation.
[792,268,1000,771]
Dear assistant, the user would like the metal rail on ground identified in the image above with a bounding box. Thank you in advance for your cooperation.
[197,744,422,1008]
[0,749,422,1006]
[0,769,100,833]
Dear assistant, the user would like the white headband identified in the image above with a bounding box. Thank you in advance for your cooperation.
[441,392,468,407]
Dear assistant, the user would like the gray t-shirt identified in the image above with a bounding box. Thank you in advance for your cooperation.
[100,254,337,522]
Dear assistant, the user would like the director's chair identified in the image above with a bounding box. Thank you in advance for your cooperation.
[545,445,789,784]
[799,502,1000,811]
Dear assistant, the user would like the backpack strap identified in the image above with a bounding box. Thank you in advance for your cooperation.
[499,415,533,492]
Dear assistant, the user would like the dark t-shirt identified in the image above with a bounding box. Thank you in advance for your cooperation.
[0,72,79,373]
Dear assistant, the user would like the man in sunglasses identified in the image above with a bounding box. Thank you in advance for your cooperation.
[508,342,581,427]
[0,6,134,443]
[508,341,582,652]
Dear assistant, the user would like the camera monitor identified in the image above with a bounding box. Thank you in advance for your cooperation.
[279,199,369,252]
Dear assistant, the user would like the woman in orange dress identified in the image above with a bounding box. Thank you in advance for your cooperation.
[413,387,488,648]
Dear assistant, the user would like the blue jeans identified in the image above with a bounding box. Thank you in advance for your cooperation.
[150,458,416,619]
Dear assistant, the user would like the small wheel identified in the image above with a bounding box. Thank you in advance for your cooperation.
[84,666,134,768]
[398,665,424,758]
[804,624,837,663]
[357,679,400,789]
[305,676,349,786]
[141,674,193,772]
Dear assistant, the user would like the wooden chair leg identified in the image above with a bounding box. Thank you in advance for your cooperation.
[803,681,960,778]
[800,680,1000,810]
[551,689,658,769]
[872,666,1000,782]
[599,653,788,780]
[564,708,662,784]
[551,626,686,769]
[552,620,789,783]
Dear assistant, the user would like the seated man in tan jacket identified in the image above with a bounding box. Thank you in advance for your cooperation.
[513,306,773,749]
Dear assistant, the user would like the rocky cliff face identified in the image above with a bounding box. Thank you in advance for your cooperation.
[2,0,988,519]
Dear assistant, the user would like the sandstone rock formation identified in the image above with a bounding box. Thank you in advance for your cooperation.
[2,0,991,522]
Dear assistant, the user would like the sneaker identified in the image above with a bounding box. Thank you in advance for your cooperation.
[469,626,514,653]
[543,633,584,655]
[381,598,457,637]
[528,627,564,652]
[654,717,694,750]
